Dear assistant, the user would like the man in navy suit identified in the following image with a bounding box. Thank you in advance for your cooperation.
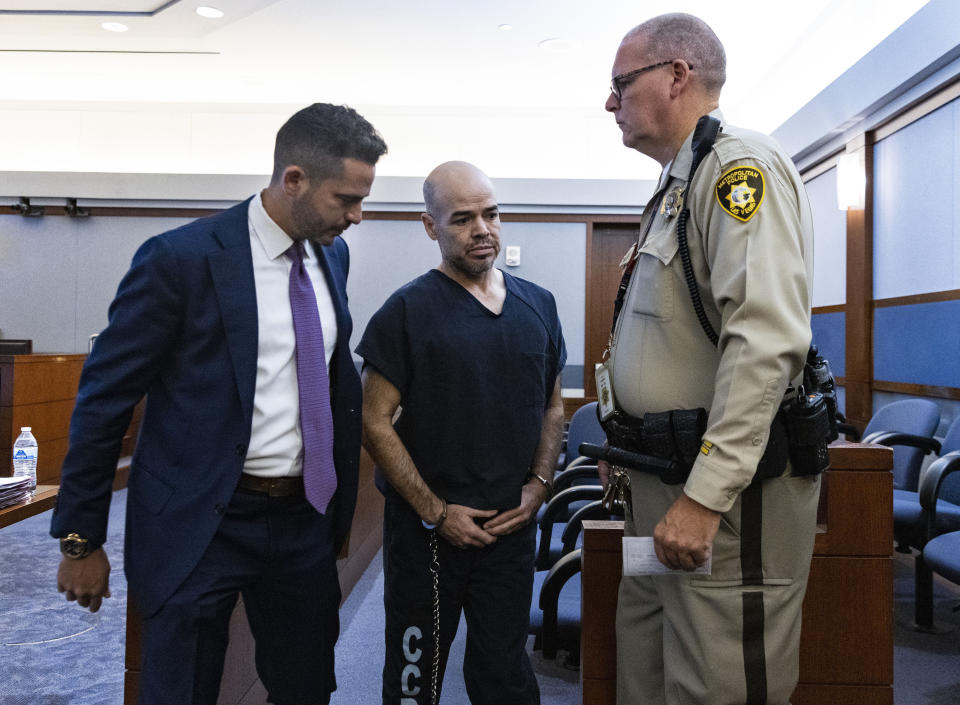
[51,103,387,705]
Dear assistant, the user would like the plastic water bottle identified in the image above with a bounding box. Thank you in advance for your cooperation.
[12,427,38,492]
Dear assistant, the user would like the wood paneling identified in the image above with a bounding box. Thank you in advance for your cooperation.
[2,207,647,224]
[584,224,641,397]
[0,354,86,407]
[563,396,596,422]
[580,518,623,701]
[871,380,960,401]
[215,600,266,705]
[812,304,847,314]
[843,140,874,430]
[0,399,76,444]
[335,448,385,601]
[581,678,617,705]
[1,354,84,479]
[580,443,894,705]
[0,354,142,483]
[872,288,960,307]
[793,684,894,705]
[814,442,892,556]
[0,206,221,219]
[798,557,893,685]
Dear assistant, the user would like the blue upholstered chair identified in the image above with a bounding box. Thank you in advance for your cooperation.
[894,415,960,548]
[913,417,960,629]
[535,485,604,570]
[530,500,624,666]
[861,399,941,492]
[920,529,960,609]
[553,464,602,493]
[539,401,606,526]
[530,550,582,664]
[559,401,606,471]
[855,399,940,554]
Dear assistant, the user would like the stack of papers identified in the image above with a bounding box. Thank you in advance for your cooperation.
[0,476,33,509]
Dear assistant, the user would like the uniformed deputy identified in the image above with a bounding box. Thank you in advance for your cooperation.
[597,13,820,705]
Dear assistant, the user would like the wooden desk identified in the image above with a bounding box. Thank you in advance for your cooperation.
[0,353,142,487]
[0,485,58,529]
[581,442,894,705]
[0,354,86,485]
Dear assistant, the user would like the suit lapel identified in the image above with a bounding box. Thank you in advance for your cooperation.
[208,201,258,426]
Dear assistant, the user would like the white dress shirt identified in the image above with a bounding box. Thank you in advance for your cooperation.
[243,192,338,477]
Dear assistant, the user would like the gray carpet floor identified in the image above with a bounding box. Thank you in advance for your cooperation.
[0,490,127,705]
[1,490,958,704]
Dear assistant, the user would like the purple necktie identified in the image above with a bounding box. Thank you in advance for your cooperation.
[287,241,337,513]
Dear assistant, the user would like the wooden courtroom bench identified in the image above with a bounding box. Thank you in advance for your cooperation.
[581,441,894,705]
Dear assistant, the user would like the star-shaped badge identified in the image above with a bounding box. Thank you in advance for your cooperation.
[726,182,756,210]
[715,166,765,222]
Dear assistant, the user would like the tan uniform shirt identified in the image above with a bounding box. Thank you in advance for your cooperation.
[608,112,814,513]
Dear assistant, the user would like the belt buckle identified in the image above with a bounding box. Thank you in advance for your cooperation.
[267,478,290,497]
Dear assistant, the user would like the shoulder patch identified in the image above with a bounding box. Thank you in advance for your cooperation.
[715,166,764,222]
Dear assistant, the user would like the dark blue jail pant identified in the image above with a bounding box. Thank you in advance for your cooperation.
[381,493,539,705]
[139,487,341,705]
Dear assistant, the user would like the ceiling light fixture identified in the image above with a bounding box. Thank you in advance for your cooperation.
[101,22,128,33]
[498,24,513,31]
[538,37,575,53]
[196,6,225,19]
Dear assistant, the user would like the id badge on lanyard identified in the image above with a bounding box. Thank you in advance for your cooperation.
[595,361,616,422]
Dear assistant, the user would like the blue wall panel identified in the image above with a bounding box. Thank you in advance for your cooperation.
[874,300,960,387]
[811,311,846,378]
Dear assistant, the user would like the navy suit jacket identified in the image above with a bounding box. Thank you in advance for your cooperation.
[51,199,362,617]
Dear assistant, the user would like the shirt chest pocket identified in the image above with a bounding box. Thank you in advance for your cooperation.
[630,227,679,320]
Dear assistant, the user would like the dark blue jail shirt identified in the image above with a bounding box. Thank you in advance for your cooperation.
[357,269,566,510]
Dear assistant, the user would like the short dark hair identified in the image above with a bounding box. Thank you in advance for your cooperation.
[271,103,387,184]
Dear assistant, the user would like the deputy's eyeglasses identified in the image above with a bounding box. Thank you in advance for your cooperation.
[609,60,691,100]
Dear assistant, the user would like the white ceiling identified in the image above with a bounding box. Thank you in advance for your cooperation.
[0,0,931,179]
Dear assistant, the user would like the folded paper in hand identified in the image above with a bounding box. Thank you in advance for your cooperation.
[622,536,712,576]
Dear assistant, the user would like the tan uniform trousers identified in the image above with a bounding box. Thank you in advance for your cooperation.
[617,470,820,705]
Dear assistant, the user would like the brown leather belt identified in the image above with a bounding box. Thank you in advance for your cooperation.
[238,473,304,497]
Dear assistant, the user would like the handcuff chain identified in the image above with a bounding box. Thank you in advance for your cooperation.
[428,530,441,705]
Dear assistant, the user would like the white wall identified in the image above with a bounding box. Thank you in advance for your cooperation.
[804,167,847,307]
[0,210,587,389]
[0,214,194,352]
[0,102,662,182]
[342,219,586,368]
